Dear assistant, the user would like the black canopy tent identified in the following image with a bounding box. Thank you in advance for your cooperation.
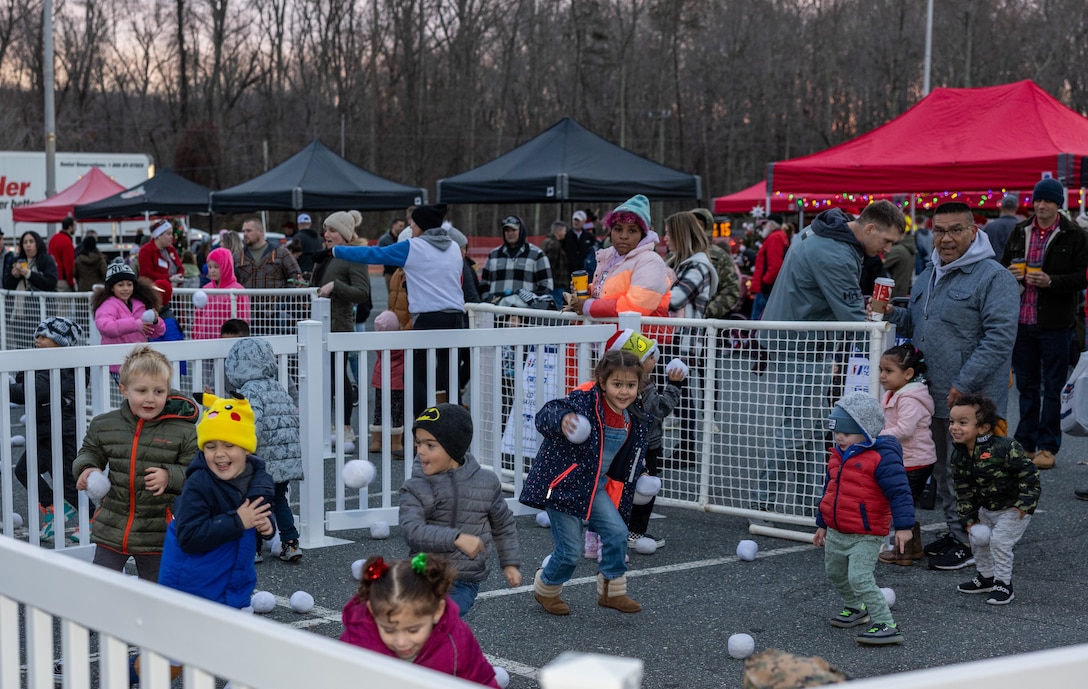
[73,168,212,219]
[436,118,702,203]
[209,140,426,213]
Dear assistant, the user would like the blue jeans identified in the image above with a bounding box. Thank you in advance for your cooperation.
[755,350,828,509]
[449,580,480,617]
[542,478,629,583]
[272,481,298,542]
[1011,324,1072,453]
[750,292,768,321]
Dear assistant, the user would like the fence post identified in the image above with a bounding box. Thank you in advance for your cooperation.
[867,322,892,398]
[296,319,351,550]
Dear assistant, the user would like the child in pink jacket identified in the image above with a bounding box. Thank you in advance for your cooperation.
[341,554,500,688]
[92,261,166,373]
[191,247,250,340]
[877,343,936,566]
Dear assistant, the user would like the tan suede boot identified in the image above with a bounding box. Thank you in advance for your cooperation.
[368,425,382,453]
[435,391,448,405]
[534,569,570,615]
[910,522,924,560]
[597,574,641,613]
[390,427,405,458]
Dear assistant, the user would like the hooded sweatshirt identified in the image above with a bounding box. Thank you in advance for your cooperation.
[479,218,553,301]
[333,229,464,317]
[760,208,866,324]
[887,231,1020,418]
[192,247,250,340]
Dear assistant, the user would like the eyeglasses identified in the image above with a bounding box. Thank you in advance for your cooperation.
[932,225,973,237]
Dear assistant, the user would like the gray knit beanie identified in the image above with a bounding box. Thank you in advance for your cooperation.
[829,392,884,443]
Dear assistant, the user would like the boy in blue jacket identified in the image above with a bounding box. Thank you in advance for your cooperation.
[813,392,913,647]
[158,392,275,606]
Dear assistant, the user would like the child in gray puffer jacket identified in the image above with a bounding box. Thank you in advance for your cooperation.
[225,337,305,562]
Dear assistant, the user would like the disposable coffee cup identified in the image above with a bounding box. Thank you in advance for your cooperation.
[869,277,895,321]
[570,270,589,297]
[1009,257,1026,278]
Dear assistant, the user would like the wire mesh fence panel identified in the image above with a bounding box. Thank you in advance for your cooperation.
[0,290,95,351]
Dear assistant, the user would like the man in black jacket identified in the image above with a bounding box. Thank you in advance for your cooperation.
[1000,178,1088,471]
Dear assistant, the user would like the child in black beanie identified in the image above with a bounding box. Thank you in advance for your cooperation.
[398,404,522,617]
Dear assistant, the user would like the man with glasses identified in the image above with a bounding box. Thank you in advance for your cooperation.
[479,215,553,305]
[999,178,1088,472]
[883,201,1019,571]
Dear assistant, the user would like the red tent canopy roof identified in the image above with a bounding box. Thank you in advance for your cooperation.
[768,80,1088,194]
[12,167,126,223]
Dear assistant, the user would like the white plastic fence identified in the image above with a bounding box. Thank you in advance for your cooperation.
[0,535,481,689]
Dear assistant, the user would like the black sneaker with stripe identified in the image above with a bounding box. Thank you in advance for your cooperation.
[987,581,1015,605]
[958,573,994,594]
[857,622,904,645]
[829,605,870,628]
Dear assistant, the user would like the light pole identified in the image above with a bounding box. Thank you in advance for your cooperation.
[648,109,672,164]
[43,0,56,199]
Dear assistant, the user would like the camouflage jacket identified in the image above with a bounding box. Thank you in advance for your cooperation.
[951,434,1040,523]
[703,242,741,318]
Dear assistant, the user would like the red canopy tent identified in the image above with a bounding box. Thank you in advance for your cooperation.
[767,80,1088,195]
[12,167,126,223]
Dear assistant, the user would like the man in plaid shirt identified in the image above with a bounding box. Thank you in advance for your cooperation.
[479,215,553,304]
[999,178,1088,472]
[236,217,303,289]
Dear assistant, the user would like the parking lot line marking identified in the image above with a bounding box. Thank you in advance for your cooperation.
[485,654,540,680]
[477,542,814,600]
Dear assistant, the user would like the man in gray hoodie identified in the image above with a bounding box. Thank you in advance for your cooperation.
[884,201,1019,571]
[754,201,905,515]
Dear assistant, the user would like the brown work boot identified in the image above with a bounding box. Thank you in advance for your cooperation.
[1032,450,1055,470]
[910,523,924,560]
[597,574,641,613]
[877,546,912,567]
[534,569,570,616]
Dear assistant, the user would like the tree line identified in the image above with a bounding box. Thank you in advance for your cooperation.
[2,0,1086,235]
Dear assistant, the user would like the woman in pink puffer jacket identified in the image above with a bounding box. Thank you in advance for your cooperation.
[191,247,250,340]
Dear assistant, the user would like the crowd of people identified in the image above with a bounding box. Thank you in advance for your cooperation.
[5,178,1088,682]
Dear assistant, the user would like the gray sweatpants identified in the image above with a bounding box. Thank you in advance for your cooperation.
[824,528,893,625]
[974,506,1031,584]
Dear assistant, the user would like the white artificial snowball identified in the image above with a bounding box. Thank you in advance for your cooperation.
[370,521,391,540]
[289,591,314,613]
[267,534,281,556]
[351,559,366,581]
[632,491,653,506]
[727,633,756,659]
[970,524,992,547]
[141,310,157,323]
[85,471,111,501]
[192,290,209,309]
[341,460,377,489]
[11,513,23,529]
[19,414,26,425]
[634,537,657,555]
[665,358,689,380]
[535,511,551,528]
[564,414,591,444]
[736,540,759,562]
[251,591,276,614]
[541,554,551,569]
[343,440,356,455]
[635,475,662,497]
[493,666,511,689]
[881,587,897,609]
[11,435,24,447]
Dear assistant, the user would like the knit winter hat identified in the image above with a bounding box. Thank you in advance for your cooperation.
[605,328,658,362]
[604,194,652,237]
[374,310,400,332]
[829,391,885,444]
[324,210,362,243]
[411,204,448,231]
[197,392,257,454]
[34,316,82,347]
[1033,178,1065,206]
[105,260,137,289]
[691,208,715,234]
[412,403,472,464]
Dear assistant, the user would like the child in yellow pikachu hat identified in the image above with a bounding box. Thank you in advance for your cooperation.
[158,392,276,608]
